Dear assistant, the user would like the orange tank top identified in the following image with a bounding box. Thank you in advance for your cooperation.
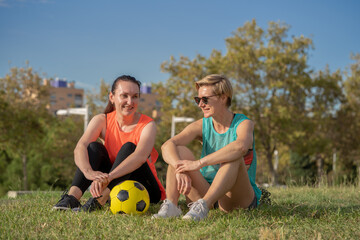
[104,111,166,200]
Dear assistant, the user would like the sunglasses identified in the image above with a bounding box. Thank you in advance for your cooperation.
[194,94,219,105]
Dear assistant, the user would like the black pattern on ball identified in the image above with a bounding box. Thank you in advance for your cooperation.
[117,190,129,201]
[136,200,146,211]
[109,180,150,215]
[134,182,145,191]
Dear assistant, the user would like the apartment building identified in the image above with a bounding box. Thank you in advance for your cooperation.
[44,78,84,114]
[138,84,161,119]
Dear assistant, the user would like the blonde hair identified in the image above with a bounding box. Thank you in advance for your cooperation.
[195,74,233,107]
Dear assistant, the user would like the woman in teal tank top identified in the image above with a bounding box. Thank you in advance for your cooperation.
[152,74,261,221]
[200,114,262,202]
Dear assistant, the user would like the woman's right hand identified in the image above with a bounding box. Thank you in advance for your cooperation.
[84,169,109,181]
[90,179,109,198]
[176,172,192,195]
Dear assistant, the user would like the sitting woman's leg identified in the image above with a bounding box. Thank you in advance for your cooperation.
[70,141,112,200]
[152,146,210,219]
[72,142,139,211]
[205,157,254,212]
[163,146,210,204]
[107,142,162,203]
[129,161,161,203]
[180,157,254,220]
[177,146,210,202]
[106,142,137,189]
[53,142,111,210]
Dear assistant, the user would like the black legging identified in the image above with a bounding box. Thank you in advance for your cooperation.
[71,141,161,203]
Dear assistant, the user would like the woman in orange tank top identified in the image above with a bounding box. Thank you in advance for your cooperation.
[53,75,165,212]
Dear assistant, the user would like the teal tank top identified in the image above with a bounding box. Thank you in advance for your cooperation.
[200,114,262,203]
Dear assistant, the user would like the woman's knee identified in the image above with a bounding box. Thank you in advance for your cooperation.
[87,141,107,155]
[87,142,111,170]
[113,142,137,168]
[119,142,136,153]
[116,142,136,158]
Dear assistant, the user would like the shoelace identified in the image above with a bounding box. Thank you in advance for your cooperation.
[158,200,171,214]
[84,198,96,208]
[187,201,205,213]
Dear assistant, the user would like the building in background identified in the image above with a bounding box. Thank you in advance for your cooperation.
[138,84,161,119]
[44,78,84,114]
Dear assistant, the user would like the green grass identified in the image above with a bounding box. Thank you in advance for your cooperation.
[1,186,359,239]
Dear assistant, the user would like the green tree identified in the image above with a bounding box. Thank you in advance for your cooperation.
[289,67,344,184]
[335,53,360,183]
[86,78,110,118]
[224,20,316,185]
[154,20,319,185]
[34,117,83,189]
[344,54,360,107]
[153,54,214,157]
[0,64,101,194]
[0,65,50,190]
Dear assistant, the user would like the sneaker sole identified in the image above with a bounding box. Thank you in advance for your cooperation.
[182,215,194,220]
[182,214,202,221]
[52,206,72,211]
[72,207,81,212]
[151,214,181,219]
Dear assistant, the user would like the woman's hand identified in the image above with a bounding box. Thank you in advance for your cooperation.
[176,160,202,173]
[90,177,110,198]
[84,170,109,181]
[175,172,192,195]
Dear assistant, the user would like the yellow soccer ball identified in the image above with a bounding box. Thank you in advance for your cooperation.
[109,180,150,215]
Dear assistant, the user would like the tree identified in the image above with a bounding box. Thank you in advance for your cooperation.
[0,64,101,194]
[344,54,360,107]
[153,54,214,157]
[0,64,50,190]
[224,20,317,185]
[288,67,344,184]
[33,117,83,189]
[335,53,360,183]
[86,78,110,118]
[155,20,318,185]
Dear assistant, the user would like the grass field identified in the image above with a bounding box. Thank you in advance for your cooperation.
[1,186,359,239]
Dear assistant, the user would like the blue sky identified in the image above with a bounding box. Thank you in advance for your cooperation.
[0,0,359,92]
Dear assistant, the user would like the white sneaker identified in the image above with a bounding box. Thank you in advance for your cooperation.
[152,199,182,219]
[182,199,209,221]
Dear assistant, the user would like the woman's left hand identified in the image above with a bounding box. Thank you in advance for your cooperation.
[176,160,202,173]
[90,177,109,198]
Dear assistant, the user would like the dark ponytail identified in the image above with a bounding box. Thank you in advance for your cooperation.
[104,75,141,114]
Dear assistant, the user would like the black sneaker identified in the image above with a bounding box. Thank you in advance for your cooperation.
[53,191,81,210]
[73,197,102,213]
